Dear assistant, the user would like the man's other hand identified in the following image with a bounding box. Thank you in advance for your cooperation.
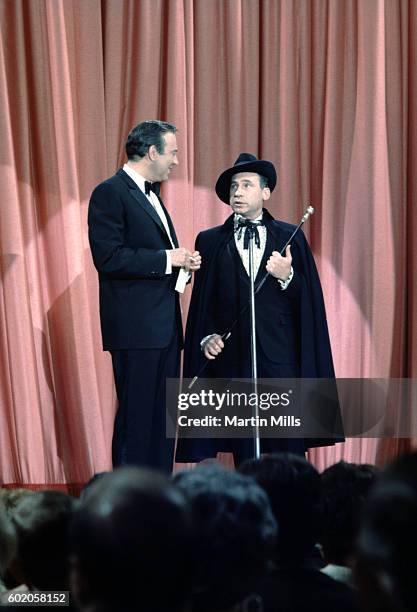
[266,245,292,280]
[171,247,192,268]
[202,334,224,360]
[188,250,201,271]
[171,248,202,270]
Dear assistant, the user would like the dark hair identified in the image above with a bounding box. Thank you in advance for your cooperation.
[12,491,76,590]
[173,463,276,612]
[0,488,34,517]
[125,120,177,160]
[356,452,417,612]
[71,467,192,612]
[259,175,268,188]
[79,471,110,502]
[240,453,323,562]
[0,505,16,578]
[320,461,379,564]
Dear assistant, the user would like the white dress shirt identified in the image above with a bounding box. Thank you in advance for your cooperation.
[234,213,293,289]
[123,163,189,292]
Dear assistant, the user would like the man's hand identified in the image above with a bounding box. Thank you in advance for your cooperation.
[187,250,202,272]
[171,247,201,270]
[202,334,224,360]
[266,245,292,280]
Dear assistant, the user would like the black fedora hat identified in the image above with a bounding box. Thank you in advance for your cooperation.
[215,153,277,204]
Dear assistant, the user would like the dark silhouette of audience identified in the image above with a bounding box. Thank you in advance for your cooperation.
[356,451,417,612]
[0,489,34,519]
[173,462,277,612]
[79,472,110,502]
[10,490,76,592]
[0,488,34,595]
[240,453,360,612]
[320,460,379,585]
[70,467,193,612]
[0,506,16,594]
[1,451,416,612]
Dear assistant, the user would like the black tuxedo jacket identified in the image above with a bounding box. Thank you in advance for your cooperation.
[88,169,182,350]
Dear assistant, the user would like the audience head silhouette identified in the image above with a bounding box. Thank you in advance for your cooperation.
[174,462,277,612]
[71,467,193,612]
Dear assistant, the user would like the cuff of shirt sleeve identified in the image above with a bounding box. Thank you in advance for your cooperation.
[278,266,294,290]
[165,250,172,274]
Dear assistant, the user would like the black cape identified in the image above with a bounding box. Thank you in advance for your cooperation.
[176,209,343,462]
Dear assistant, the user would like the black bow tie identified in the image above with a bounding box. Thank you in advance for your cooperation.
[235,218,265,249]
[144,181,161,197]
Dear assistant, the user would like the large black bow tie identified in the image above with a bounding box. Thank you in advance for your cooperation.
[144,181,161,197]
[235,218,265,249]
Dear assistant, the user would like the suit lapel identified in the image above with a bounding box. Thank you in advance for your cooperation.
[254,230,274,290]
[159,198,179,248]
[117,169,173,243]
[228,237,248,281]
[264,214,288,253]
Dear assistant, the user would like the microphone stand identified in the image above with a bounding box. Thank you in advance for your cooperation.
[247,226,261,459]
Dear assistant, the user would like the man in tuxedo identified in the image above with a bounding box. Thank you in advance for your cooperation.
[176,153,339,465]
[88,120,201,472]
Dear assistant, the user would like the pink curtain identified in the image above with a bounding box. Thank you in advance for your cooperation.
[0,0,416,490]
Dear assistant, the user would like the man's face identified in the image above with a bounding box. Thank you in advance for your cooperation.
[151,132,179,181]
[229,172,270,219]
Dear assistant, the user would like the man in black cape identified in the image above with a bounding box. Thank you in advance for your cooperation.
[176,153,341,465]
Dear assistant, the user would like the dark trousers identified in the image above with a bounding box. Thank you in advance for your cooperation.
[110,330,180,473]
